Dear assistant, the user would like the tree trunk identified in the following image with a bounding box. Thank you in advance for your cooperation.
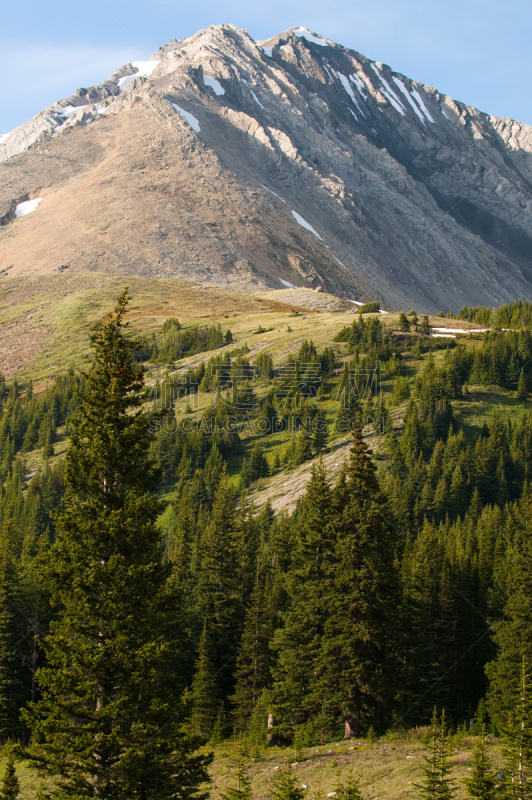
[344,685,362,739]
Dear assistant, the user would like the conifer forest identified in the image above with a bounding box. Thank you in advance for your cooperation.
[1,290,532,798]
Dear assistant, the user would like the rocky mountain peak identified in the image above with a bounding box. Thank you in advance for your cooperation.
[2,25,532,311]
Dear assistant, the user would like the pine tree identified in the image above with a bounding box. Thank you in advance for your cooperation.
[334,770,365,800]
[190,624,218,739]
[415,708,456,800]
[315,422,400,737]
[0,512,25,740]
[500,658,532,800]
[295,426,313,464]
[269,765,307,800]
[463,731,497,800]
[220,741,252,800]
[419,316,432,336]
[518,370,528,401]
[231,570,272,732]
[196,469,243,697]
[272,463,333,733]
[487,489,532,730]
[398,312,411,332]
[312,412,329,455]
[0,748,20,800]
[23,290,211,799]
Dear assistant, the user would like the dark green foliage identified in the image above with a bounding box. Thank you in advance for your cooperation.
[7,292,532,766]
[0,749,20,800]
[398,312,411,332]
[416,708,456,800]
[220,741,252,800]
[463,733,497,800]
[390,376,411,406]
[457,300,532,329]
[355,302,380,314]
[419,316,432,335]
[316,423,400,736]
[487,492,532,730]
[269,765,307,800]
[156,319,229,362]
[23,290,211,799]
[312,412,329,454]
[231,572,272,732]
[497,659,532,800]
[334,771,366,800]
[190,625,218,739]
[249,443,269,482]
[273,426,400,738]
[518,370,528,400]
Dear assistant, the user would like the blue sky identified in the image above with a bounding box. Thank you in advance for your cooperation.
[1,0,531,134]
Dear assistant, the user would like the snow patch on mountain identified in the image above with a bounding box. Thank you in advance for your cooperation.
[204,76,225,96]
[278,278,294,287]
[349,74,367,100]
[262,185,287,204]
[118,60,160,91]
[337,72,363,115]
[263,46,274,58]
[293,27,328,46]
[242,80,266,110]
[371,64,406,115]
[58,105,90,119]
[15,198,43,217]
[391,77,426,124]
[171,103,201,132]
[411,88,434,123]
[291,210,322,239]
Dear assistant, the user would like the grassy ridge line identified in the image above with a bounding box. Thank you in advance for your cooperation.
[0,273,311,383]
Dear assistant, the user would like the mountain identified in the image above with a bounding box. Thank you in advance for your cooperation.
[2,24,532,312]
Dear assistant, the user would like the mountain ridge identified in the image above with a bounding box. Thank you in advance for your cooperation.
[2,24,532,311]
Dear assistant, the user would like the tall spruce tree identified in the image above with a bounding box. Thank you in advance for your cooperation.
[190,624,218,739]
[500,658,532,800]
[231,569,272,732]
[23,291,211,799]
[487,489,532,730]
[316,422,400,736]
[271,462,334,734]
[0,511,25,740]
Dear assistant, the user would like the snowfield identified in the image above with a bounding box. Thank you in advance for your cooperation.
[293,27,328,46]
[242,80,266,110]
[118,60,160,91]
[291,210,322,239]
[204,76,225,96]
[15,198,43,217]
[171,103,201,133]
[57,105,89,119]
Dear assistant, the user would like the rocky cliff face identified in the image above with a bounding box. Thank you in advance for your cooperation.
[2,24,532,311]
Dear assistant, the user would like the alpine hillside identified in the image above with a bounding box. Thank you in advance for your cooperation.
[2,24,532,311]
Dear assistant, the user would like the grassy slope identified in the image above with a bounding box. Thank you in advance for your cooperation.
[4,271,527,507]
[1,733,500,799]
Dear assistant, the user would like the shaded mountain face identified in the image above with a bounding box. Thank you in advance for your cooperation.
[2,24,532,312]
